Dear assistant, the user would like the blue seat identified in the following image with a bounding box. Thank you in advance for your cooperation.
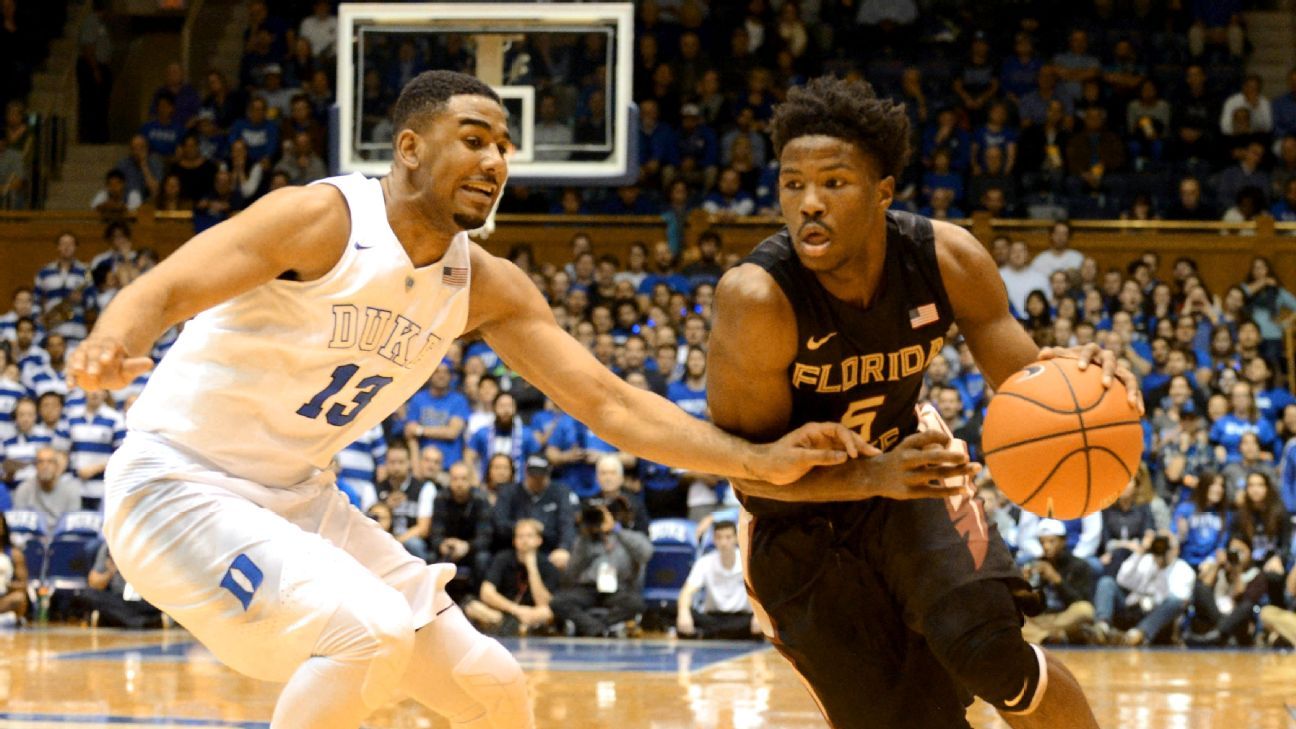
[641,519,701,613]
[641,544,696,609]
[648,518,696,547]
[45,535,100,591]
[22,540,46,585]
[53,511,103,539]
[6,510,49,546]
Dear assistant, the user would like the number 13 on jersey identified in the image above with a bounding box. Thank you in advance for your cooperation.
[296,364,392,427]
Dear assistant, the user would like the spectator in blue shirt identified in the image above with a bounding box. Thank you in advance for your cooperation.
[602,185,660,215]
[921,107,971,171]
[1174,472,1231,568]
[702,168,755,218]
[404,362,470,466]
[1278,404,1296,513]
[139,92,184,159]
[1272,69,1296,142]
[638,99,679,186]
[467,392,540,481]
[667,347,708,420]
[1001,33,1043,101]
[676,103,719,191]
[1245,357,1296,422]
[636,240,691,296]
[921,149,965,206]
[1211,381,1279,463]
[228,97,280,165]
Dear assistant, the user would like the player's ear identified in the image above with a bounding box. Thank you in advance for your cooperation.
[394,128,422,170]
[877,175,895,211]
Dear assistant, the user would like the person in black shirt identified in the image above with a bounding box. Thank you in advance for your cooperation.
[491,455,578,572]
[1022,519,1096,645]
[708,76,1141,729]
[431,462,494,589]
[467,518,561,636]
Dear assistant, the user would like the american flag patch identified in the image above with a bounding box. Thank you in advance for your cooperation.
[909,303,939,329]
[442,266,468,287]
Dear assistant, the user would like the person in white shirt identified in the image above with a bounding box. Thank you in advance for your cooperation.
[999,240,1051,317]
[1030,220,1085,277]
[676,520,761,639]
[1220,75,1273,135]
[1092,531,1193,646]
[298,0,337,59]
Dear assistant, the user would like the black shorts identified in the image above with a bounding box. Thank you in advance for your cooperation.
[745,496,1030,729]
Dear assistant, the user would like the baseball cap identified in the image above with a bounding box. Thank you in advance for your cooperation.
[262,63,283,76]
[1037,519,1067,538]
[681,103,702,117]
[525,455,551,476]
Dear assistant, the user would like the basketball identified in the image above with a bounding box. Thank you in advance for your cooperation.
[981,358,1144,520]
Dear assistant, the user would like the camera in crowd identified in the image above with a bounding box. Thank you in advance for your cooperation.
[579,495,633,536]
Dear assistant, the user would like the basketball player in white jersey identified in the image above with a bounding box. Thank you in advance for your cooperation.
[66,71,861,729]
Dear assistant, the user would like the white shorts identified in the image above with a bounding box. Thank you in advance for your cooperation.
[103,432,455,684]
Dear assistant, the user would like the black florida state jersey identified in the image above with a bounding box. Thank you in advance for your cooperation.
[738,210,955,519]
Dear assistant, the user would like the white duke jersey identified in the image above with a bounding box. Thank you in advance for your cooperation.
[128,173,471,487]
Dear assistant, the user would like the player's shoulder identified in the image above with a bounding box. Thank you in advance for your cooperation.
[715,261,791,315]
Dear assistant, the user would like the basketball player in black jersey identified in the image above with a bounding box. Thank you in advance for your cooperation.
[709,77,1143,728]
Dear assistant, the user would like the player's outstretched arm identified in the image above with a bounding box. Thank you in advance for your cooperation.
[68,185,351,390]
[933,220,1142,413]
[709,264,976,502]
[466,249,855,485]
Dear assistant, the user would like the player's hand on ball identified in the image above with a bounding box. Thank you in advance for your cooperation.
[752,422,868,485]
[67,336,153,391]
[859,430,982,500]
[1038,343,1144,415]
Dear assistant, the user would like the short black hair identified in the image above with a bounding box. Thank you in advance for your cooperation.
[770,75,910,179]
[390,70,502,135]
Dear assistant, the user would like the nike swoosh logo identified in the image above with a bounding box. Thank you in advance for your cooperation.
[806,332,838,350]
[355,241,373,250]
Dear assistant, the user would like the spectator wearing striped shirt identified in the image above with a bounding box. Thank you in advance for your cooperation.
[2,398,52,488]
[337,423,387,507]
[66,389,125,509]
[35,392,71,452]
[34,232,92,316]
[13,318,48,388]
[0,350,22,442]
[25,333,70,398]
[0,287,39,346]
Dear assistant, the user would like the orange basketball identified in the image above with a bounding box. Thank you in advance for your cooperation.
[981,358,1145,520]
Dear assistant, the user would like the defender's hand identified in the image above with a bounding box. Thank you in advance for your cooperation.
[857,430,982,500]
[1039,343,1144,415]
[67,336,153,391]
[748,422,867,486]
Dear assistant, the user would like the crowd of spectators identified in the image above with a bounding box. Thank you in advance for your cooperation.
[1,215,1294,647]
[6,0,1296,648]
[71,0,1296,232]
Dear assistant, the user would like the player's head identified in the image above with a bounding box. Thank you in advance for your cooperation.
[389,70,508,232]
[770,75,909,273]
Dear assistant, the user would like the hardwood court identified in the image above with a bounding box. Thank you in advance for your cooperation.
[0,628,1291,728]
